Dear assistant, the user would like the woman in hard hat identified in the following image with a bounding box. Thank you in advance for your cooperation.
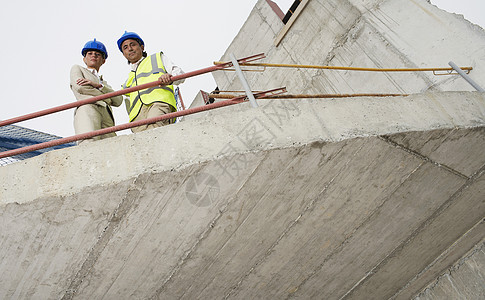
[70,38,123,143]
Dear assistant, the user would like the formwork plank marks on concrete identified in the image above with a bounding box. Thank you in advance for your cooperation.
[0,181,132,300]
[155,146,305,298]
[71,155,266,299]
[289,155,467,299]
[397,220,485,300]
[416,240,485,300]
[242,56,308,96]
[387,127,485,178]
[372,0,485,76]
[70,165,234,298]
[159,143,347,299]
[230,137,425,299]
[239,24,276,59]
[72,169,196,299]
[282,0,361,64]
[323,21,432,95]
[351,168,485,299]
[220,0,281,73]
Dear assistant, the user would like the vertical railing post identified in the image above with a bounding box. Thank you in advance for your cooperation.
[230,53,259,108]
[449,61,484,92]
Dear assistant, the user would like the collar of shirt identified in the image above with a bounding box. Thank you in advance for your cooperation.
[130,57,145,71]
[86,67,103,82]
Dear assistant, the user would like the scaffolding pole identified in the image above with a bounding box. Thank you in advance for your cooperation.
[449,61,484,92]
[230,53,259,108]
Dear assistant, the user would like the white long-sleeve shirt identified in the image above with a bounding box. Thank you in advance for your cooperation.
[86,67,104,89]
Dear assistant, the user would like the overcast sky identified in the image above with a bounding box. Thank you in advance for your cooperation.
[0,0,483,138]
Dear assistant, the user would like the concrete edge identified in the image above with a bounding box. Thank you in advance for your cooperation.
[1,92,484,205]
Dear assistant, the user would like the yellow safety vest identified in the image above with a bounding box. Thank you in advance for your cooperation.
[122,52,177,122]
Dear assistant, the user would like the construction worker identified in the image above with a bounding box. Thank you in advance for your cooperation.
[117,31,185,133]
[70,39,123,143]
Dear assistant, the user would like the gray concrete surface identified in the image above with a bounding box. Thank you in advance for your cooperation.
[1,92,485,299]
[416,239,485,300]
[1,0,485,299]
[214,0,485,97]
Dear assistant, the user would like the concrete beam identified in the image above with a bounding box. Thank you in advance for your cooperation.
[0,92,484,299]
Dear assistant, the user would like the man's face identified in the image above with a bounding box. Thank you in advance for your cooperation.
[83,51,105,71]
[121,39,144,63]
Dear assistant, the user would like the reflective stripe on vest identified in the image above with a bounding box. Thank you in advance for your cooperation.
[122,52,177,122]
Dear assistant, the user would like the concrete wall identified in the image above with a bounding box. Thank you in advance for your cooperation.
[1,92,484,299]
[416,239,485,299]
[209,0,485,298]
[214,0,485,95]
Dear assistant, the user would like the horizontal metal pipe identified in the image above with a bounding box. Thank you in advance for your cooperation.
[213,61,473,73]
[0,65,226,128]
[209,93,408,99]
[0,87,285,159]
[0,97,244,159]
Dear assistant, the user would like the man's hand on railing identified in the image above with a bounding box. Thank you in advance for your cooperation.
[158,74,173,86]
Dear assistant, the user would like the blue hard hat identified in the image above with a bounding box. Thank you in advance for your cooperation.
[117,31,144,52]
[82,38,108,59]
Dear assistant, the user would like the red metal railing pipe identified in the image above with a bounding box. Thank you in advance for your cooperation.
[0,86,285,159]
[0,97,245,159]
[0,64,226,127]
[0,53,265,128]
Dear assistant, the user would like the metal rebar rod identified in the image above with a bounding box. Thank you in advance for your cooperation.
[213,61,473,73]
[209,93,408,99]
[449,61,484,92]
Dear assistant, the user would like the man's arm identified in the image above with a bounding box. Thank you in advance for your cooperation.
[161,53,185,85]
[99,81,123,107]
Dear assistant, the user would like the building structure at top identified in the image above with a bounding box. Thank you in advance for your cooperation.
[0,124,74,166]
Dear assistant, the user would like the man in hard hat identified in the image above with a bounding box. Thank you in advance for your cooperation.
[117,31,185,133]
[70,38,123,142]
